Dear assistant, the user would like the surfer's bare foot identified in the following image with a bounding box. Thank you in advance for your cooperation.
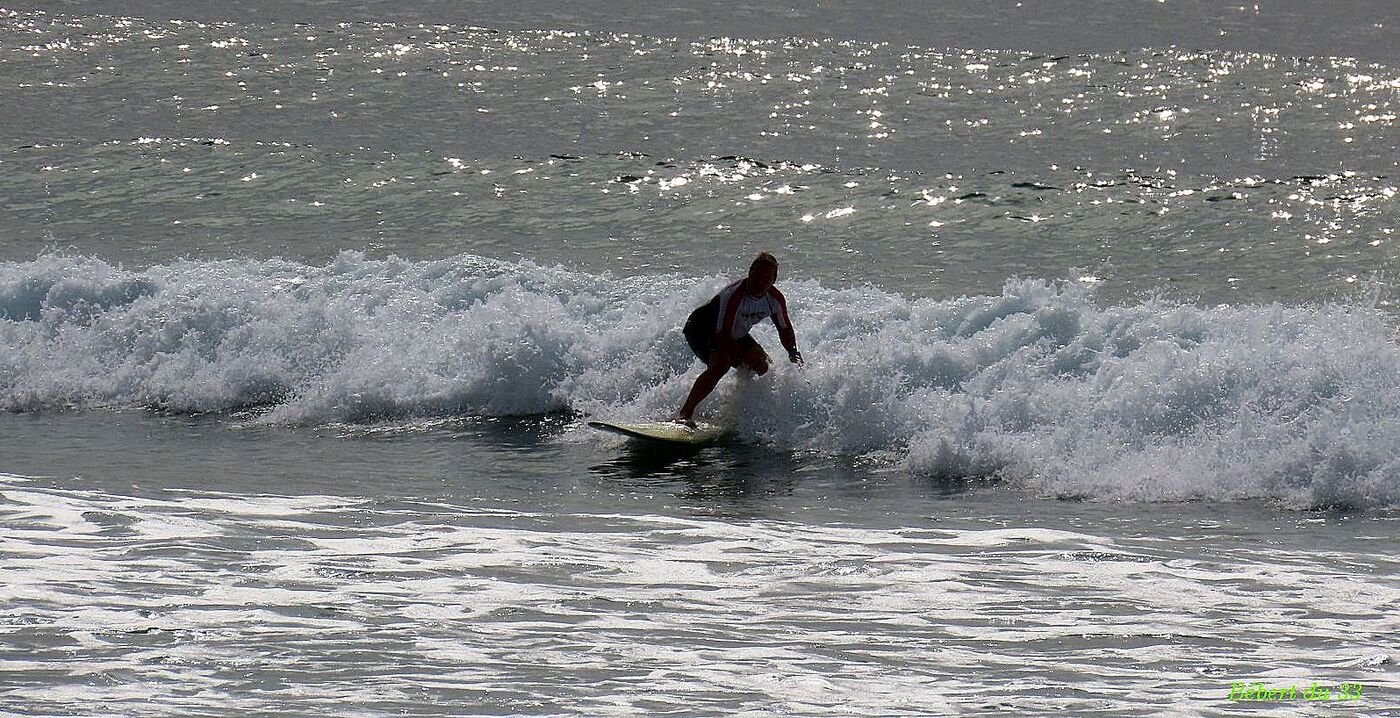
[673,415,697,428]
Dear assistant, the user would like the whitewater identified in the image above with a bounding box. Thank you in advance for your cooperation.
[2,2,1398,715]
[4,252,1398,510]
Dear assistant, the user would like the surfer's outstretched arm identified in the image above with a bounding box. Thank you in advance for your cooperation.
[769,287,803,366]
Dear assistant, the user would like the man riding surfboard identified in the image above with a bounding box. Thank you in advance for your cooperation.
[675,252,804,426]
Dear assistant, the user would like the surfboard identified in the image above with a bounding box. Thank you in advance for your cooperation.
[587,419,727,444]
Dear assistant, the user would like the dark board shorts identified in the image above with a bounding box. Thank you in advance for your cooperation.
[683,301,759,361]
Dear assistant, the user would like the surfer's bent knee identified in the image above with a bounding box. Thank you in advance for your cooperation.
[753,346,771,373]
[735,348,768,375]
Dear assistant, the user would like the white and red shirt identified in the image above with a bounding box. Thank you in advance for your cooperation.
[713,279,792,339]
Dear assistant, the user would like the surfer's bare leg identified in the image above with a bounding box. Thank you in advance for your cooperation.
[677,351,732,422]
[733,345,770,376]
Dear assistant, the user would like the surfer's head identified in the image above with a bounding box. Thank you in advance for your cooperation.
[747,252,778,295]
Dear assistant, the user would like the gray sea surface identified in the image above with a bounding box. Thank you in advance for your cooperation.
[1,1,1398,715]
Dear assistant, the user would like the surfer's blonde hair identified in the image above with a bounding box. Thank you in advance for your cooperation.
[750,252,779,270]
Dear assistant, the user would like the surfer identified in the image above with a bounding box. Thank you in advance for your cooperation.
[675,252,803,426]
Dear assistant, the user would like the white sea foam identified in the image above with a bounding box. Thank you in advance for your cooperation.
[2,482,1395,716]
[3,252,1398,507]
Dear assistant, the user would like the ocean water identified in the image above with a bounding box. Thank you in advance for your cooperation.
[1,1,1398,715]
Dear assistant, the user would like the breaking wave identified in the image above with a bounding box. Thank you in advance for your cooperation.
[3,252,1398,508]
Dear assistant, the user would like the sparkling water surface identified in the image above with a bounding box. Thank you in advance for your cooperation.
[1,1,1398,715]
[3,7,1396,301]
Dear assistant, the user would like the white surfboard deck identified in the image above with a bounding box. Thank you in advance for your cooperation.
[587,419,727,445]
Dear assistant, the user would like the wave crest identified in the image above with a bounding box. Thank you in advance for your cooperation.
[3,252,1397,507]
